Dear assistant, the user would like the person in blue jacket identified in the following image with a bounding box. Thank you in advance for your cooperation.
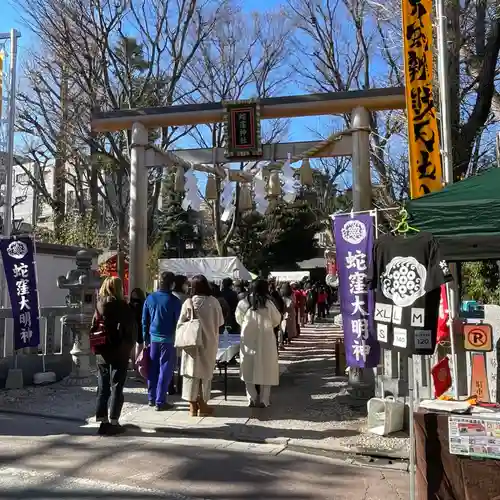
[143,271,181,411]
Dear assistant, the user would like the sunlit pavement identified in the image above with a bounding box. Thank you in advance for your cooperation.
[0,412,409,500]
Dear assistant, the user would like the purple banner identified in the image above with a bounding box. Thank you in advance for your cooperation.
[333,213,380,368]
[0,235,41,350]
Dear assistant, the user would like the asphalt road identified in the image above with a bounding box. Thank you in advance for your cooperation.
[0,412,409,500]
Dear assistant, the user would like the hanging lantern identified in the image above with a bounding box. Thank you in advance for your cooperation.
[238,183,253,212]
[299,158,313,186]
[205,174,217,200]
[174,166,185,193]
[268,170,281,197]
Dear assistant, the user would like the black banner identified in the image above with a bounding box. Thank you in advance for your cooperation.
[224,101,262,160]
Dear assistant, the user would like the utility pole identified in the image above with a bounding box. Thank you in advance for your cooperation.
[436,0,460,400]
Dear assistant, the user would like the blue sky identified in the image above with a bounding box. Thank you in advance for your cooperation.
[0,3,32,50]
[1,0,354,187]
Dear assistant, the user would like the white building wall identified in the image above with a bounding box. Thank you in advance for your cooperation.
[2,154,111,230]
[12,163,56,228]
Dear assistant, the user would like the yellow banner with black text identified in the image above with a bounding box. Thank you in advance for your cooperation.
[402,0,443,199]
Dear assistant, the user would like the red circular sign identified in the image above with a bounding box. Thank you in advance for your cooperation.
[467,328,487,347]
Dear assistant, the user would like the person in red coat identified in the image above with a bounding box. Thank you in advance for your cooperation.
[291,282,305,330]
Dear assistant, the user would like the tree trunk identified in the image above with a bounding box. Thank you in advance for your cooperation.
[53,66,69,239]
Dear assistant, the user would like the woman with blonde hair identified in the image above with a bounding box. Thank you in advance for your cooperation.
[90,276,137,436]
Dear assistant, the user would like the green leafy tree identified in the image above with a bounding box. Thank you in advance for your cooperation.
[462,261,500,303]
[232,201,321,275]
[35,212,109,249]
[154,172,202,258]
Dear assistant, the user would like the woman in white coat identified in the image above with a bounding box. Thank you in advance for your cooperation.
[236,279,282,408]
[179,275,224,417]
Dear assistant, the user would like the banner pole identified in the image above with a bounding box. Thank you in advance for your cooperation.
[331,207,400,219]
[31,235,45,372]
[408,355,416,500]
[0,29,20,308]
[436,0,459,399]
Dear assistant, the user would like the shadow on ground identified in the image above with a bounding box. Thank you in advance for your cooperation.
[0,433,381,499]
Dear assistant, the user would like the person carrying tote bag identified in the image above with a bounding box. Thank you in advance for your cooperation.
[178,275,224,417]
[175,298,203,352]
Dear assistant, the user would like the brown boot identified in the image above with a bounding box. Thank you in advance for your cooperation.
[188,402,199,417]
[197,399,214,417]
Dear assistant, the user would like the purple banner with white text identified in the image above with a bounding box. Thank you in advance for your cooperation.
[333,213,379,368]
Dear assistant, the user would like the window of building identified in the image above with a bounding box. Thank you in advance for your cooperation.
[15,173,29,184]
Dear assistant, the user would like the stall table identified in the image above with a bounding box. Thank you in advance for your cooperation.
[415,410,500,500]
[216,336,241,400]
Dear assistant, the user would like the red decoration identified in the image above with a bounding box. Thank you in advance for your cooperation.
[99,254,129,296]
[437,285,449,343]
[431,356,452,398]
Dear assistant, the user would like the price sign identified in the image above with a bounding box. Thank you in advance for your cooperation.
[464,324,493,352]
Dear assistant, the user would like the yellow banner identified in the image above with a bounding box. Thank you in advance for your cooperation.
[402,0,443,198]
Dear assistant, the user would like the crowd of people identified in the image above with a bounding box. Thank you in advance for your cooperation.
[90,272,334,436]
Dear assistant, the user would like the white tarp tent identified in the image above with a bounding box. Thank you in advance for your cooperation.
[269,271,310,283]
[158,257,252,282]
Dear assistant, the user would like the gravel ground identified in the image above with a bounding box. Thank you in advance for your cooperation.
[0,375,148,421]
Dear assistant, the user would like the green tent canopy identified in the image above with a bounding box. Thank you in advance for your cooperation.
[406,168,500,261]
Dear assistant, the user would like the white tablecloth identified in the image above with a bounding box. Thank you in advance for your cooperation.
[217,336,240,363]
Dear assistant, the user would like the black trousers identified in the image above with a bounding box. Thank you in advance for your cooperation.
[317,303,326,318]
[96,359,128,421]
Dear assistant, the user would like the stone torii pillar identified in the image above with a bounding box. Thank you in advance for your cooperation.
[129,122,149,295]
[351,107,372,212]
[349,106,375,396]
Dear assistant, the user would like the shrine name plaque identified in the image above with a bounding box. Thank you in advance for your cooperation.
[224,101,262,160]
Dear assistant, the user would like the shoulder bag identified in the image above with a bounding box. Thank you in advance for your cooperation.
[174,298,204,349]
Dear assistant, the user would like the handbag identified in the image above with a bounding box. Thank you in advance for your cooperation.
[174,298,204,349]
[89,310,108,354]
[135,345,150,380]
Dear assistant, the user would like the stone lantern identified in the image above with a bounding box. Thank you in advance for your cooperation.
[57,250,102,385]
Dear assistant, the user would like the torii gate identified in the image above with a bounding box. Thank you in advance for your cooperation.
[91,87,405,293]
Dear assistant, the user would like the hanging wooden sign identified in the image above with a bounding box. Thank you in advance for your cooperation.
[470,353,490,402]
[223,100,262,160]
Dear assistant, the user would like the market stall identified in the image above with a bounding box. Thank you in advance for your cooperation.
[415,409,500,500]
[406,169,500,499]
[269,270,310,283]
[407,168,500,261]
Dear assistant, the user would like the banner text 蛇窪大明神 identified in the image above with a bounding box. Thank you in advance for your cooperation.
[333,213,380,368]
[0,236,41,350]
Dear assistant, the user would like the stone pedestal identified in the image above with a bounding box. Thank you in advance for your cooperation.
[61,324,95,386]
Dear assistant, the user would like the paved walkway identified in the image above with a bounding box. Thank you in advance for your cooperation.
[0,424,409,499]
[0,323,409,459]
